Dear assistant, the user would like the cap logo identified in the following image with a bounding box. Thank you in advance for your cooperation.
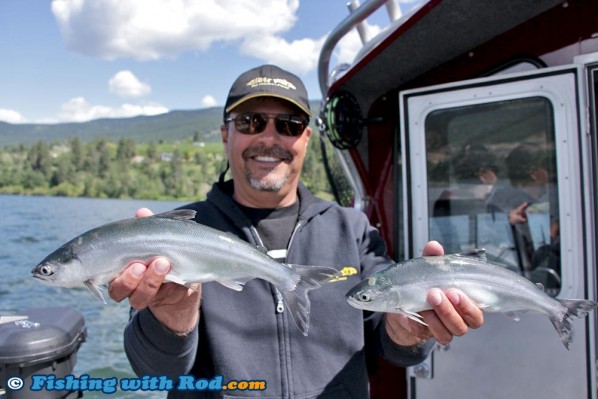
[246,77,297,91]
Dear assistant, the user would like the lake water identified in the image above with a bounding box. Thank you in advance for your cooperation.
[0,195,186,398]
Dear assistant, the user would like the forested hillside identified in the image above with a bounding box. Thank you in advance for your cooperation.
[0,133,335,201]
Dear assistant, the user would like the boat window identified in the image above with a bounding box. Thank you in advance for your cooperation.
[425,97,560,295]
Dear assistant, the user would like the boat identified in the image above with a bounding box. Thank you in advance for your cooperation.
[317,0,598,397]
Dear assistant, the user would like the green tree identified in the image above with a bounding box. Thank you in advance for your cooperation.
[116,137,136,162]
[96,138,111,178]
[27,140,52,177]
[70,137,84,171]
[146,141,158,161]
[83,144,100,175]
[51,155,75,187]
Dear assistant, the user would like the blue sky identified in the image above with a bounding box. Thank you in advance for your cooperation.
[0,0,421,124]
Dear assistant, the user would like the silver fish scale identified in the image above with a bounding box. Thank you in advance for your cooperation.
[64,215,299,290]
[346,250,598,349]
[34,210,341,336]
[372,254,561,315]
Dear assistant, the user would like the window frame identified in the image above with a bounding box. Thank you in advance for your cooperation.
[399,67,583,299]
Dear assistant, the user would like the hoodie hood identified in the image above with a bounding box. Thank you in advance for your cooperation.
[206,180,335,227]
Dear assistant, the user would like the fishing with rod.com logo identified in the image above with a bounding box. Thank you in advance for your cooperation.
[5,374,266,395]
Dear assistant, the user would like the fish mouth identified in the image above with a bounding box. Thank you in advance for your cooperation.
[31,267,49,282]
[345,296,369,310]
[31,274,49,283]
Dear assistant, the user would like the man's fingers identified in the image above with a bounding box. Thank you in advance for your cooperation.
[136,207,154,218]
[412,243,485,345]
[424,289,471,344]
[109,262,147,302]
[108,208,158,303]
[420,310,452,345]
[128,257,171,309]
[422,241,444,257]
[446,289,484,329]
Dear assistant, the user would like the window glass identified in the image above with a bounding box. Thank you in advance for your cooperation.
[425,97,560,295]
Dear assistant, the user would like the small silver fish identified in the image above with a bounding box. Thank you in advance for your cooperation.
[346,249,597,349]
[31,209,339,336]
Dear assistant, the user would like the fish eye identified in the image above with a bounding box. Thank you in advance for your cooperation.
[359,292,371,302]
[40,265,54,276]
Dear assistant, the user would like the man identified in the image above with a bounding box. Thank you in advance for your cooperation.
[109,64,483,398]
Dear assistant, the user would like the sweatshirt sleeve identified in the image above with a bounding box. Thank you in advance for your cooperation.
[355,212,434,366]
[373,317,435,367]
[124,308,198,379]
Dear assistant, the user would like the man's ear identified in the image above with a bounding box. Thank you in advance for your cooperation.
[304,126,312,149]
[221,124,229,146]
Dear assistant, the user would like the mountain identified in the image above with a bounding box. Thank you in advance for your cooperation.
[0,107,225,147]
[0,101,322,147]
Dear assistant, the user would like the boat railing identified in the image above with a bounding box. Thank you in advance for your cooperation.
[318,0,394,98]
[318,0,429,98]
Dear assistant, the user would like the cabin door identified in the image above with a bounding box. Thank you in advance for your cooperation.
[399,66,596,398]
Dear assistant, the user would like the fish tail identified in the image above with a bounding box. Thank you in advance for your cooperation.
[550,299,598,350]
[280,264,340,336]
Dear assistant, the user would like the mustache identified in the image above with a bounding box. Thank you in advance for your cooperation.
[243,145,293,161]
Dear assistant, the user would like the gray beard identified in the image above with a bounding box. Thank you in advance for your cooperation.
[244,167,289,192]
[242,144,293,192]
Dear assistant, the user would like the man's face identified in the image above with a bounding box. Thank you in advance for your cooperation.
[221,97,312,203]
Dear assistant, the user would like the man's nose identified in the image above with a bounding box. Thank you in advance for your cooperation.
[257,118,279,139]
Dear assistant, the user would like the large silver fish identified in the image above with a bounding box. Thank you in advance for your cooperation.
[346,249,597,349]
[31,209,339,336]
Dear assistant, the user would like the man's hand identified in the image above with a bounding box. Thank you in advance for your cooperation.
[108,208,201,334]
[385,241,484,346]
[509,201,529,225]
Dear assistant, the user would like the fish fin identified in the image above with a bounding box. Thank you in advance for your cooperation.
[153,209,197,220]
[397,308,428,326]
[84,280,107,304]
[505,311,521,321]
[456,248,487,262]
[186,284,201,292]
[216,279,246,291]
[160,275,202,292]
[280,264,340,336]
[164,274,187,286]
[551,299,598,350]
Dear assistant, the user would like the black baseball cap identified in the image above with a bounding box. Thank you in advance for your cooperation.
[224,64,311,120]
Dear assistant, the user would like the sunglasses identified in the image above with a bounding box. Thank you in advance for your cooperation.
[225,112,309,137]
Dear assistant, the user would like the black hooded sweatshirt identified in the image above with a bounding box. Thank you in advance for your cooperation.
[124,181,432,398]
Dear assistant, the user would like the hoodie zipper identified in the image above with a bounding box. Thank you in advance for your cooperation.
[274,219,303,314]
[276,292,285,313]
[250,219,303,398]
[251,219,304,315]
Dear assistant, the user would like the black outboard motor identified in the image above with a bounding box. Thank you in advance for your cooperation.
[0,307,86,398]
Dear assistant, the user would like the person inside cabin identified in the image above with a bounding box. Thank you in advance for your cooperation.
[454,143,500,201]
[108,64,484,398]
[486,144,560,286]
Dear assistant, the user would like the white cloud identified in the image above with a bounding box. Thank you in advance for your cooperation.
[108,70,151,98]
[51,0,303,61]
[49,97,168,123]
[201,95,217,108]
[0,109,26,124]
[239,34,326,75]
